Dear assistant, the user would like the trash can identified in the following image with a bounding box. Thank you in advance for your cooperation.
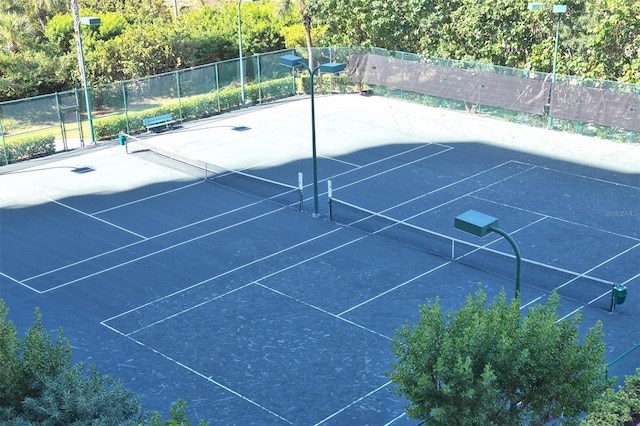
[118,134,126,146]
[613,284,627,305]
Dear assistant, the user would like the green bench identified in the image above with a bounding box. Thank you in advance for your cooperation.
[143,114,177,132]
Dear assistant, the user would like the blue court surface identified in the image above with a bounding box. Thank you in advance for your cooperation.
[1,94,639,424]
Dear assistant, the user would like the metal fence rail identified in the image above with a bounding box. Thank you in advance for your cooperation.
[1,46,638,166]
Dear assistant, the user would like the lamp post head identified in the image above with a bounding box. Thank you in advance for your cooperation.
[552,5,567,13]
[279,55,304,68]
[318,62,346,74]
[454,210,499,237]
[79,16,101,26]
[527,3,566,13]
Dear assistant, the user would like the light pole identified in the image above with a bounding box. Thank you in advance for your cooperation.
[77,16,100,145]
[454,210,522,300]
[238,0,256,105]
[528,3,567,130]
[279,54,345,217]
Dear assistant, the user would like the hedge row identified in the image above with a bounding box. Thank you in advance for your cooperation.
[93,78,295,140]
[0,76,358,166]
[0,135,56,165]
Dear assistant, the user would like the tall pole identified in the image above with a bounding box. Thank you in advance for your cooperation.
[238,0,245,105]
[300,62,320,217]
[309,68,319,217]
[77,27,95,145]
[297,61,321,217]
[279,54,345,218]
[548,13,562,130]
[490,226,522,299]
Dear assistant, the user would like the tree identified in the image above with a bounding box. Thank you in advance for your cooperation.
[0,299,144,424]
[273,0,313,67]
[581,369,640,426]
[0,12,36,52]
[147,399,211,426]
[311,0,431,53]
[565,0,640,81]
[0,298,209,424]
[33,0,68,29]
[389,289,609,425]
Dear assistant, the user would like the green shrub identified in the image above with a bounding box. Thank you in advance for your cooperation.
[0,77,309,157]
[298,74,357,95]
[0,301,143,424]
[0,299,209,425]
[0,135,56,164]
[581,369,640,426]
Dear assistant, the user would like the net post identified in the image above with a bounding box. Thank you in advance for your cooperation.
[298,172,304,211]
[451,239,455,260]
[204,162,209,181]
[327,180,333,220]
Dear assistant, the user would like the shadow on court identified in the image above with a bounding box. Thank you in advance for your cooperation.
[0,119,638,424]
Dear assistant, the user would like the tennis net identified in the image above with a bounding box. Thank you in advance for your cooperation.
[123,133,303,210]
[328,187,615,304]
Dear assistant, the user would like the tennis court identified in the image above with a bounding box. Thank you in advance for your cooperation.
[0,94,638,424]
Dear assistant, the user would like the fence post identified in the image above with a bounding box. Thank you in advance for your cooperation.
[54,92,67,151]
[214,63,221,113]
[122,81,130,134]
[256,54,262,103]
[75,88,85,145]
[175,71,184,121]
[0,119,7,165]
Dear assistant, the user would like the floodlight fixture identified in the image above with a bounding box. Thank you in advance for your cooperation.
[279,54,346,217]
[77,16,101,145]
[455,210,522,299]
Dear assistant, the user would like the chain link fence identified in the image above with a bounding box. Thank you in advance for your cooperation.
[1,47,638,166]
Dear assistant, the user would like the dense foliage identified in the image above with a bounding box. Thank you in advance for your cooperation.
[0,299,208,425]
[0,0,638,102]
[581,369,640,426]
[389,289,610,425]
[311,0,640,83]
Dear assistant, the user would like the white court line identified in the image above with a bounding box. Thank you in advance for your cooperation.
[338,262,452,317]
[91,180,204,215]
[256,282,390,340]
[115,232,380,336]
[313,381,393,425]
[392,163,538,220]
[44,197,147,239]
[40,206,287,292]
[332,155,634,314]
[101,323,293,424]
[620,271,640,287]
[337,160,537,224]
[24,197,265,283]
[121,282,255,336]
[385,412,408,425]
[558,307,584,322]
[0,271,39,293]
[102,226,350,327]
[563,244,640,317]
[555,242,639,290]
[328,144,454,191]
[521,296,543,310]
[470,195,640,242]
[533,163,640,190]
[323,143,446,170]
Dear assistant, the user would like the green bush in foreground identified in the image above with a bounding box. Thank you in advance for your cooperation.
[389,289,609,425]
[581,369,640,426]
[0,299,209,425]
